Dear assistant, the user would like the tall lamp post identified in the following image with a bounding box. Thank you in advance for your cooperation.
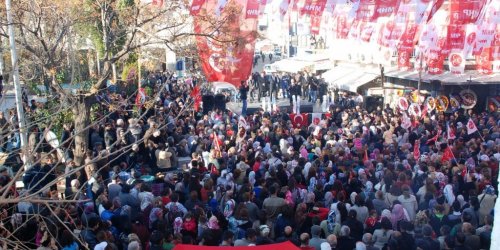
[6,0,29,169]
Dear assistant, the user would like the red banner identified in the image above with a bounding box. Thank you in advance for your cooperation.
[310,15,322,35]
[303,0,327,16]
[449,50,466,74]
[427,48,444,74]
[359,22,375,42]
[398,48,413,70]
[300,0,313,16]
[190,0,206,16]
[246,0,260,18]
[449,0,487,25]
[399,22,418,50]
[473,23,496,55]
[476,47,493,74]
[447,25,466,50]
[194,0,258,87]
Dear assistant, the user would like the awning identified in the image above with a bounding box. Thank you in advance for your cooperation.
[274,59,313,73]
[322,66,379,93]
[173,241,300,250]
[384,69,500,85]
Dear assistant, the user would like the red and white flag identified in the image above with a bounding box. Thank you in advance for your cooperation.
[190,0,206,16]
[476,47,493,74]
[413,139,421,160]
[447,123,456,140]
[449,0,487,25]
[246,0,261,19]
[135,88,146,107]
[311,113,322,126]
[290,113,309,129]
[467,118,478,135]
[448,50,466,75]
[426,128,442,144]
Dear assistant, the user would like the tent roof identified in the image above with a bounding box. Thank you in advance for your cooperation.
[173,241,300,250]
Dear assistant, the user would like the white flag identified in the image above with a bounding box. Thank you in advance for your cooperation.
[447,123,456,140]
[467,118,478,135]
[311,113,322,126]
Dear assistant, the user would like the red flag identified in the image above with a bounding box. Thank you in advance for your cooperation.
[447,123,456,140]
[190,86,201,112]
[300,0,313,16]
[476,47,493,74]
[449,0,487,25]
[356,0,399,22]
[310,15,322,35]
[397,48,412,70]
[447,25,466,50]
[305,0,327,16]
[427,129,442,144]
[194,0,258,87]
[442,146,454,162]
[190,0,206,16]
[413,139,421,160]
[246,0,260,19]
[135,88,146,107]
[427,48,444,75]
[290,113,309,129]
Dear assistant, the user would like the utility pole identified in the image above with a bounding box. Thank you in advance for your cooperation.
[418,51,422,95]
[6,0,29,169]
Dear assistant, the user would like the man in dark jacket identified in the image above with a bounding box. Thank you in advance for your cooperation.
[239,81,249,116]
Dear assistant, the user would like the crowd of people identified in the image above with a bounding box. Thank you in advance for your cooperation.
[0,69,497,250]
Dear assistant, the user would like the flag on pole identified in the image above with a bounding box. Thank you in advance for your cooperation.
[190,86,201,111]
[447,122,456,140]
[413,139,421,160]
[311,113,322,126]
[135,88,146,107]
[427,128,442,144]
[467,118,478,135]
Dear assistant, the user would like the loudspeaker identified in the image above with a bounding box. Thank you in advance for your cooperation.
[202,95,214,114]
[365,96,384,113]
[214,94,226,111]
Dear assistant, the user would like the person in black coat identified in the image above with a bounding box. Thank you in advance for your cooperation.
[239,81,249,116]
[342,210,364,241]
[290,79,302,114]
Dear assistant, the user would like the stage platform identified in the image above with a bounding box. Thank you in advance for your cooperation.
[227,99,322,115]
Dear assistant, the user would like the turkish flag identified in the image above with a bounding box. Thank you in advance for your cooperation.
[476,47,493,74]
[194,0,258,87]
[246,0,260,19]
[442,146,454,162]
[290,113,309,129]
[190,0,206,16]
[449,0,487,25]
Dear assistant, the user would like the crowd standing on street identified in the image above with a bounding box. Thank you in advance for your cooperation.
[0,69,497,250]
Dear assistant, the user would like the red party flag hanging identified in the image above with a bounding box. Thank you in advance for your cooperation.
[194,0,258,87]
[310,14,322,35]
[397,48,413,70]
[426,0,445,23]
[190,0,206,16]
[449,0,487,25]
[449,50,466,75]
[356,0,400,22]
[246,0,261,19]
[476,47,493,74]
[300,0,313,16]
[413,139,421,160]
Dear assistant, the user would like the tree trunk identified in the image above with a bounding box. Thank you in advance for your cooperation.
[72,97,91,166]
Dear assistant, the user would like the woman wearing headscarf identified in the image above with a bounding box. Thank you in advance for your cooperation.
[390,204,409,230]
[201,215,222,246]
[320,203,341,237]
[477,185,497,225]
